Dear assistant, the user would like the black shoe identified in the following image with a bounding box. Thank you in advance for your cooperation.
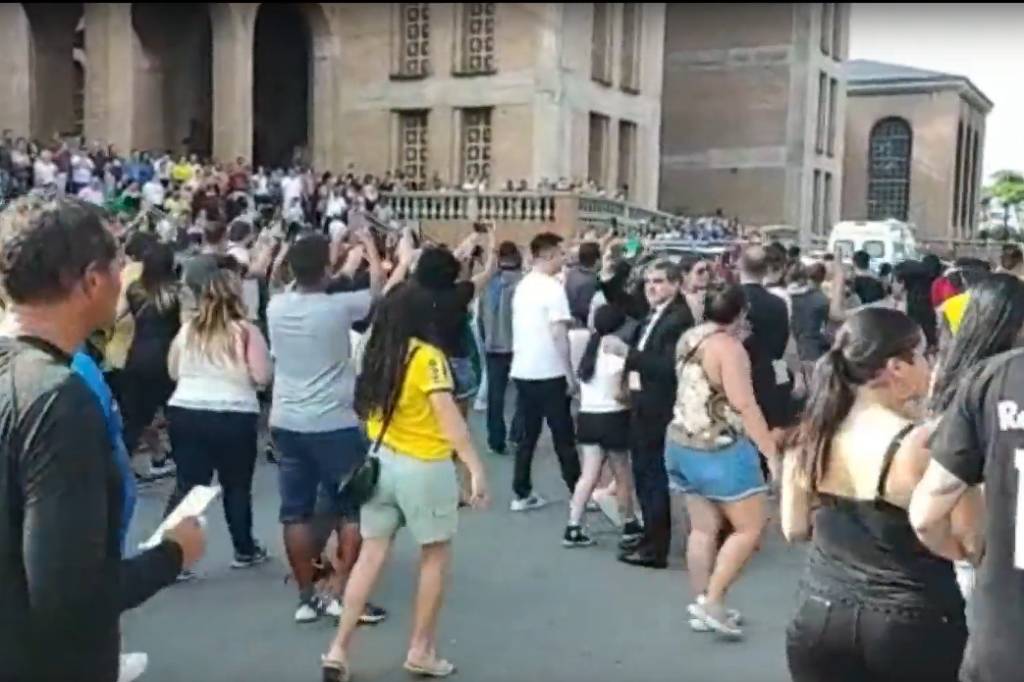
[359,602,388,625]
[265,446,279,465]
[618,549,667,569]
[562,525,596,548]
[618,532,644,552]
[231,543,270,569]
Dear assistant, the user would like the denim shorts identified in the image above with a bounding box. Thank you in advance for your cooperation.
[360,445,459,545]
[664,437,768,502]
[273,427,368,523]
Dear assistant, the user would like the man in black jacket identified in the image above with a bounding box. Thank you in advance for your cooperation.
[612,260,694,569]
[739,247,798,439]
[0,198,205,682]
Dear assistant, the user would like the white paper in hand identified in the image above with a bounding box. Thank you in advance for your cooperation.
[139,485,220,551]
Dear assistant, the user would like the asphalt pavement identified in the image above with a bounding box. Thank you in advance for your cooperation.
[123,417,804,682]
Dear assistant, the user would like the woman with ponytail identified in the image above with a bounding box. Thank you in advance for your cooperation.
[783,307,968,681]
[164,269,272,574]
[562,304,639,548]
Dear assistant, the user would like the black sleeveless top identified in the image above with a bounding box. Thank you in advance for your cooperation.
[802,424,965,620]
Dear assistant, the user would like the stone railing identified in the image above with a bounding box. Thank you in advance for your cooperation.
[381,191,677,243]
[383,191,557,223]
[577,195,675,230]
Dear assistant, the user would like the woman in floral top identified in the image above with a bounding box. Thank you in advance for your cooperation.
[664,284,778,640]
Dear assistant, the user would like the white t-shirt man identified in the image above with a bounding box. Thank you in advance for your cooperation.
[325,193,347,219]
[142,178,166,207]
[281,174,303,210]
[70,153,94,186]
[33,159,57,188]
[510,270,573,380]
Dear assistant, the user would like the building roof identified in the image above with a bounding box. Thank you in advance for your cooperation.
[844,59,994,113]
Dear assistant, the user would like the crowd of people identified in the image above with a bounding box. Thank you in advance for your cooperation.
[0,134,1022,682]
[0,131,657,227]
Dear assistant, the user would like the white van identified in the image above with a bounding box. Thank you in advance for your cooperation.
[827,219,919,269]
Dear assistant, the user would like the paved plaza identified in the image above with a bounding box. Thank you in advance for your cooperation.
[124,418,804,682]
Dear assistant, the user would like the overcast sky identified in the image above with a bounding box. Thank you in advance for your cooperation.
[849,3,1022,180]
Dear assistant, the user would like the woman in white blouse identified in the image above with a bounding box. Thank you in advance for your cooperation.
[166,270,272,573]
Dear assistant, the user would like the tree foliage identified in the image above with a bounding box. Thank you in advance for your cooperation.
[989,170,1024,229]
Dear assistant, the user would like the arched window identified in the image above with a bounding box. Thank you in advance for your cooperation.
[867,117,912,221]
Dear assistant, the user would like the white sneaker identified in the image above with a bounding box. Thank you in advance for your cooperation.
[690,595,742,625]
[688,617,712,633]
[510,494,548,512]
[691,600,743,640]
[320,596,343,619]
[118,652,149,682]
[294,599,323,623]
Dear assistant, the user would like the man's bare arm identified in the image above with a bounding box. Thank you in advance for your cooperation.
[909,460,970,562]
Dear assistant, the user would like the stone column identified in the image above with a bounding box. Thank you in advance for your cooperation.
[308,6,343,170]
[84,3,135,152]
[211,3,256,163]
[0,5,32,137]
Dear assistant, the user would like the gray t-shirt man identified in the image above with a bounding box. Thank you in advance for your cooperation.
[267,289,373,433]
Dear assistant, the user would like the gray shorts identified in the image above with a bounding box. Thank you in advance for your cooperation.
[360,445,459,545]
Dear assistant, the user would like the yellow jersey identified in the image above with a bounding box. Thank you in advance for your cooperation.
[365,339,455,461]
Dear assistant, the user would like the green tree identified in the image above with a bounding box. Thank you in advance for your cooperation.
[989,170,1024,230]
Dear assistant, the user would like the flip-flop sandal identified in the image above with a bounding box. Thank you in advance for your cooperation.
[403,658,456,678]
[321,656,351,682]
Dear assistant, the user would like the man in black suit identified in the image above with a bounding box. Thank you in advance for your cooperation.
[738,247,798,478]
[614,260,694,568]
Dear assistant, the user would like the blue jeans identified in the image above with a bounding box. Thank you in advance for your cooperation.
[485,353,524,452]
[165,408,258,556]
[272,427,368,524]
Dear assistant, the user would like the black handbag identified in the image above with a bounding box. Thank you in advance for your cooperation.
[339,445,382,508]
[339,348,418,507]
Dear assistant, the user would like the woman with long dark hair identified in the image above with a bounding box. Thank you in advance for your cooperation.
[321,283,489,682]
[893,260,938,352]
[927,274,1023,601]
[562,304,639,548]
[782,308,967,681]
[121,241,180,476]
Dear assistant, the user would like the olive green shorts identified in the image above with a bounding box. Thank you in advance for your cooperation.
[360,445,459,545]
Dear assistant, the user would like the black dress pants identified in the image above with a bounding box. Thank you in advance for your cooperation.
[629,409,671,560]
[512,377,580,499]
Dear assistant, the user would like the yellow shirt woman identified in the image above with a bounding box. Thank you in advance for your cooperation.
[365,338,455,461]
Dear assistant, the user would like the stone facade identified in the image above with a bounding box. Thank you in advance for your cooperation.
[659,3,847,242]
[0,3,665,207]
[841,60,992,240]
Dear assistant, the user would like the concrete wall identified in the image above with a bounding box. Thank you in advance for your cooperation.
[842,89,964,240]
[18,4,83,141]
[0,2,666,209]
[660,3,846,239]
[0,5,32,137]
